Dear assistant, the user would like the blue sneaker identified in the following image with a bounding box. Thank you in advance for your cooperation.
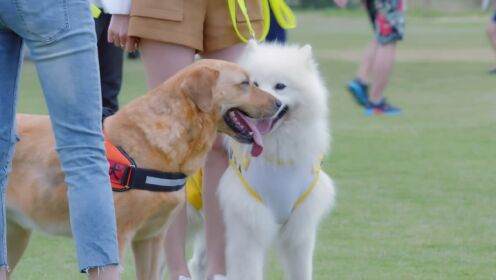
[364,99,401,116]
[347,79,369,106]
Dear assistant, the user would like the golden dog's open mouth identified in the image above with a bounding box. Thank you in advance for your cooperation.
[224,109,269,157]
[224,105,289,157]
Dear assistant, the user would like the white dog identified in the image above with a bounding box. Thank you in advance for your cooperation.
[185,42,336,280]
[217,42,336,280]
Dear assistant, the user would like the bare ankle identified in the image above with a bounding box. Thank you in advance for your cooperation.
[0,267,7,280]
[86,265,120,280]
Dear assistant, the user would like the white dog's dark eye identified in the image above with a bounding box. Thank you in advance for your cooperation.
[275,83,286,90]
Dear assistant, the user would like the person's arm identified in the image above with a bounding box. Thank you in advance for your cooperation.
[334,0,348,8]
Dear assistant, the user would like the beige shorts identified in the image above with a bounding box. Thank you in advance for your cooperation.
[128,0,264,52]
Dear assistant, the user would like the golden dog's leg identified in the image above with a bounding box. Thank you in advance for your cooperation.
[6,220,32,273]
[132,230,167,280]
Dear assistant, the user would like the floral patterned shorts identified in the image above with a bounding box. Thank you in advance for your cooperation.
[365,0,405,44]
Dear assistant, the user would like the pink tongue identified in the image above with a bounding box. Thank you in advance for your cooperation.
[238,115,268,157]
[255,119,272,135]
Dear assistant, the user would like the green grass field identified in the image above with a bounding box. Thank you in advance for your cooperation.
[11,11,496,280]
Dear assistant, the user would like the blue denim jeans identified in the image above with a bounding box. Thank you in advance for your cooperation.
[0,0,119,272]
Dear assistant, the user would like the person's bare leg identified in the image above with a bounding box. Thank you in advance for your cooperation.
[201,43,245,280]
[139,39,195,89]
[164,203,190,280]
[487,21,496,52]
[140,40,195,280]
[486,21,496,71]
[198,137,228,280]
[87,265,120,280]
[0,269,5,280]
[202,43,245,62]
[369,42,396,103]
[356,41,378,83]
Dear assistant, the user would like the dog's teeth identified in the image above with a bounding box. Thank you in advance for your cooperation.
[248,131,254,136]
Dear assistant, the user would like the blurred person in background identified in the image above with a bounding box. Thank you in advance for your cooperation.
[484,0,496,73]
[336,0,405,116]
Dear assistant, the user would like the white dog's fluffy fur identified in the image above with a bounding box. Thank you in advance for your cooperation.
[188,42,336,280]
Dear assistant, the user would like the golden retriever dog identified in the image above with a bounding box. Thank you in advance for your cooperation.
[5,59,281,280]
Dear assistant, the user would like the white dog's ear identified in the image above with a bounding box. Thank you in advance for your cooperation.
[300,44,313,60]
[300,44,316,69]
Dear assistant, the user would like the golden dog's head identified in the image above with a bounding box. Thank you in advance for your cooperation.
[180,59,282,156]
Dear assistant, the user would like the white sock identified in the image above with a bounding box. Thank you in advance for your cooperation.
[213,274,227,280]
[178,276,191,280]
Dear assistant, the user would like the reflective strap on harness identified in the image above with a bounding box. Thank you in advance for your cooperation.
[105,135,186,192]
[128,168,186,192]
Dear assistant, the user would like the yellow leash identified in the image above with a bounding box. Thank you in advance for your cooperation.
[228,0,296,43]
[269,0,297,29]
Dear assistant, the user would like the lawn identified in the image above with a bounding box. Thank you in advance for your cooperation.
[11,10,496,280]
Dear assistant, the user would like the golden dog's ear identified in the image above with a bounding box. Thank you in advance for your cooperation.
[181,66,220,113]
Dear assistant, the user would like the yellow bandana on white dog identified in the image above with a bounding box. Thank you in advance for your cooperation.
[228,143,320,224]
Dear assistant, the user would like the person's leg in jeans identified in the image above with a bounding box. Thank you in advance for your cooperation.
[95,12,123,119]
[0,27,23,280]
[0,0,120,277]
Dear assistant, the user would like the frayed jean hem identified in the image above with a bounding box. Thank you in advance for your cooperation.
[81,263,120,274]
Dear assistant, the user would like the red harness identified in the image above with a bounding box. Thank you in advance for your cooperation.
[104,136,187,192]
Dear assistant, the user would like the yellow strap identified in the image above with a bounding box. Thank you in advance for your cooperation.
[292,166,320,209]
[229,160,264,203]
[269,0,297,29]
[230,158,321,209]
[227,0,271,43]
[186,169,203,210]
[91,4,102,18]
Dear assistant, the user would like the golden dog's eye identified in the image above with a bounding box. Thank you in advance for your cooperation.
[241,80,250,86]
[254,81,259,87]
